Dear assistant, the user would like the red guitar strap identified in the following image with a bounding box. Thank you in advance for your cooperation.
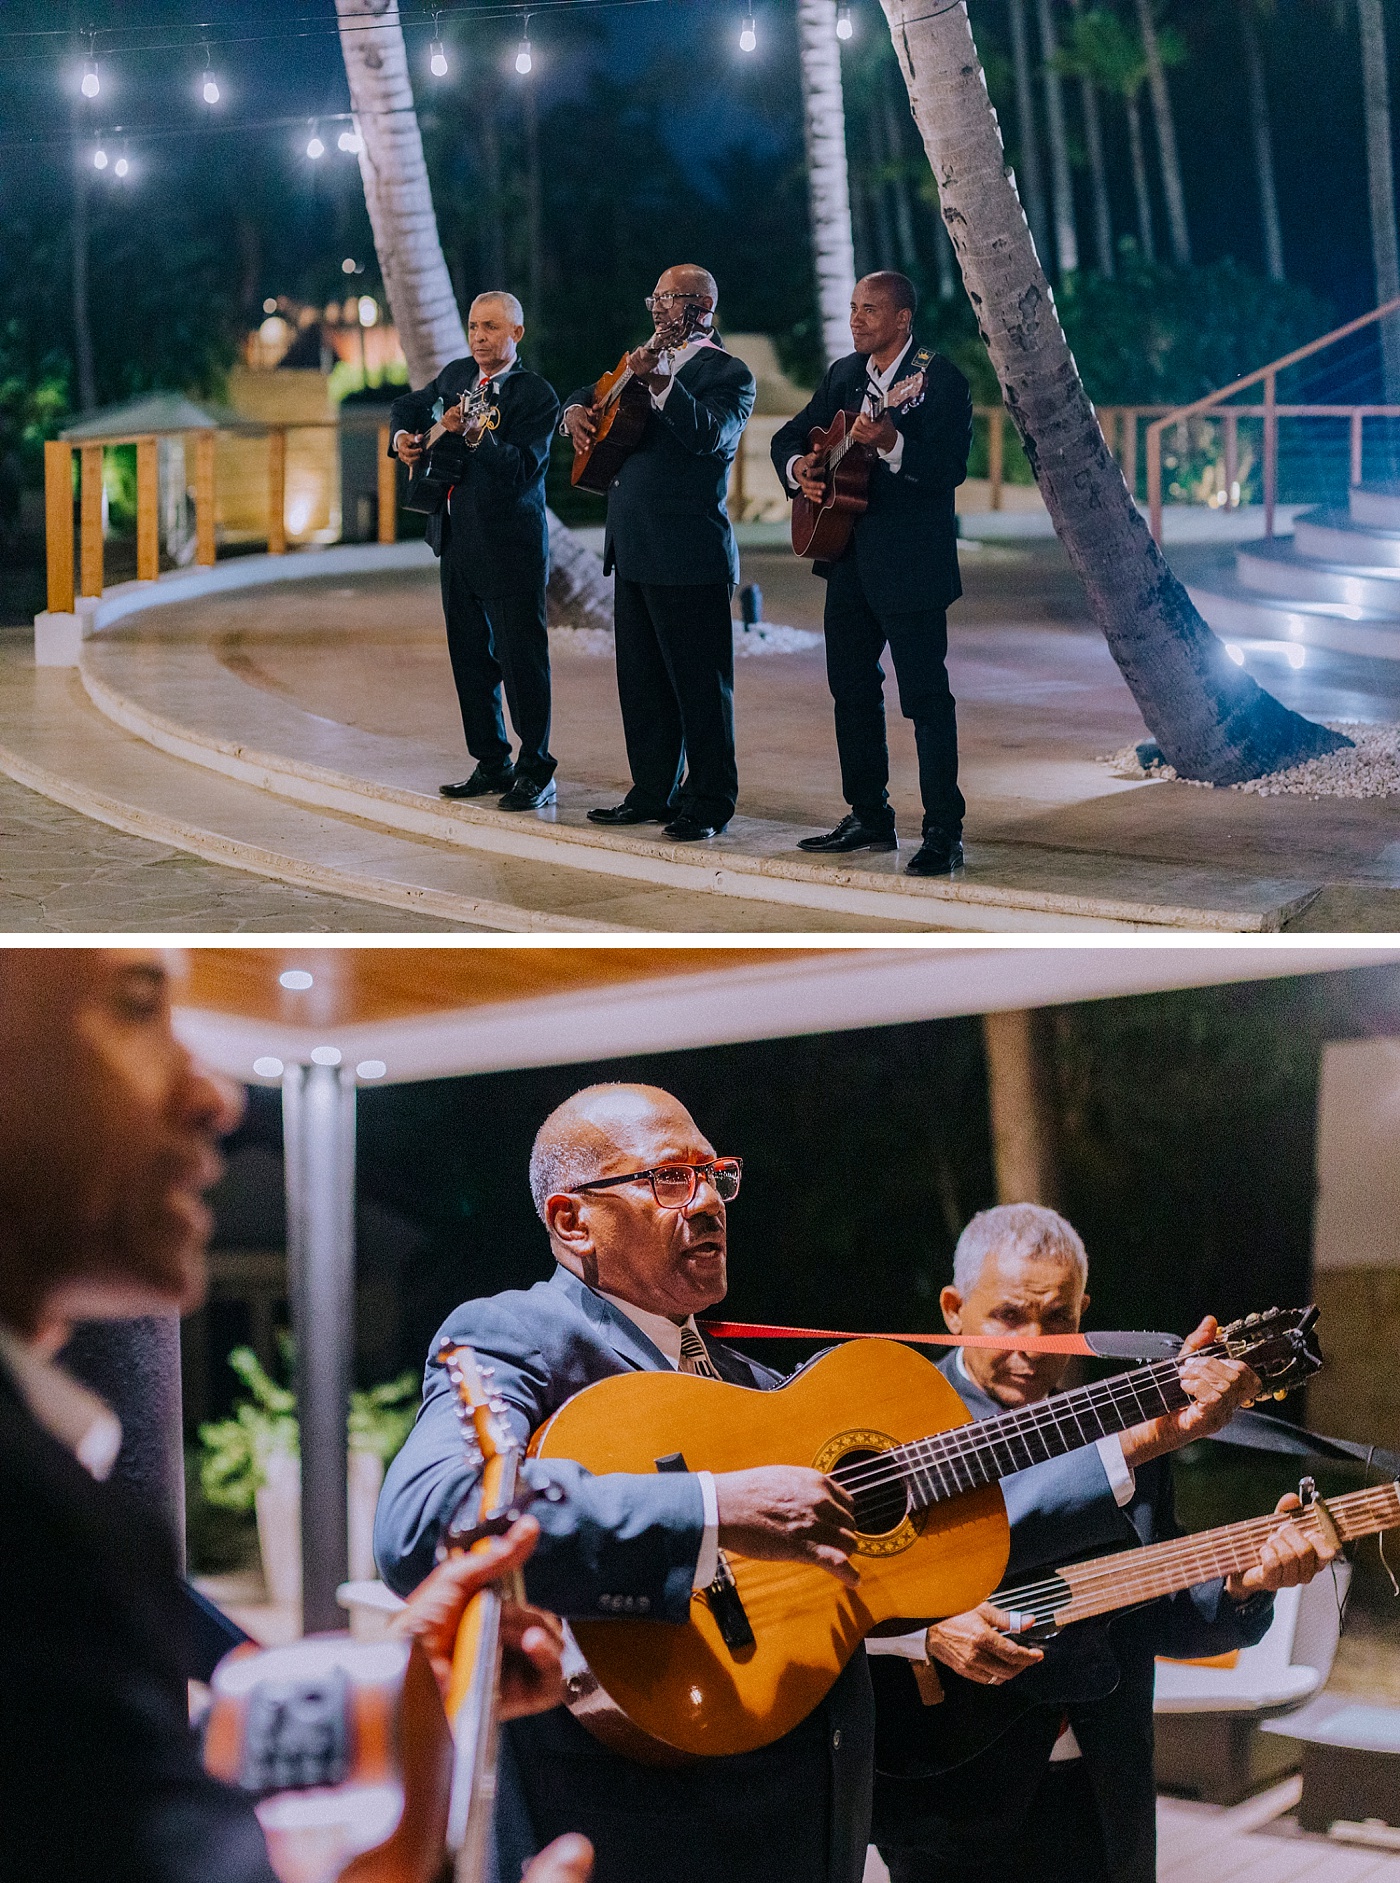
[699,1321,1182,1361]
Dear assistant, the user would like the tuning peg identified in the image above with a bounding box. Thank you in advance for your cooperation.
[1245,1313,1260,1326]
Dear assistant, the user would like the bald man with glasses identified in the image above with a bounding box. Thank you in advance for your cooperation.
[374,1082,874,1883]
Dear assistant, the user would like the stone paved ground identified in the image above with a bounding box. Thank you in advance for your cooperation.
[0,762,460,932]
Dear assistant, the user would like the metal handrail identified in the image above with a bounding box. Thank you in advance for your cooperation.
[1146,294,1400,543]
[42,419,397,615]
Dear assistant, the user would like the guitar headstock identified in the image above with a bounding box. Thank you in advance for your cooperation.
[653,300,706,352]
[886,369,927,412]
[438,1339,519,1477]
[1215,1305,1323,1401]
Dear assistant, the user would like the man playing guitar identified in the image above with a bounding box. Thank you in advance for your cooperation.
[560,267,755,843]
[391,292,561,811]
[771,273,973,877]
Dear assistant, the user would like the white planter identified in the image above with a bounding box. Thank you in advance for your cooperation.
[252,1449,387,1608]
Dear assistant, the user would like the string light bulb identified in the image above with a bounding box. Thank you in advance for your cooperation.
[306,122,325,159]
[515,34,533,74]
[93,145,108,170]
[739,14,757,52]
[202,69,221,104]
[835,3,853,39]
[337,128,362,153]
[115,140,130,178]
[81,56,100,99]
[430,40,448,76]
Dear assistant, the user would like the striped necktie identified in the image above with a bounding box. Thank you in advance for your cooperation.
[679,1324,722,1379]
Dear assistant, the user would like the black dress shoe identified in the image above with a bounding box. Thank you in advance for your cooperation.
[662,814,725,842]
[797,813,898,855]
[905,833,965,876]
[587,803,669,826]
[498,776,557,812]
[440,764,515,799]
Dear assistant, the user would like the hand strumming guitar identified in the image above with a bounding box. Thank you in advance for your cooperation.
[714,1465,861,1587]
[563,403,600,451]
[793,453,827,502]
[393,430,426,467]
[848,412,898,453]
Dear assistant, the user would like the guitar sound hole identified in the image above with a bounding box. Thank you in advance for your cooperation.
[834,1449,911,1537]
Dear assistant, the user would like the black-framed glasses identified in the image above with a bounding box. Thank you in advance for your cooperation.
[644,291,702,311]
[569,1157,742,1209]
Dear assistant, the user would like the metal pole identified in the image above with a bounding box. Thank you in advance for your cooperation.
[283,1061,357,1635]
[61,1317,186,1567]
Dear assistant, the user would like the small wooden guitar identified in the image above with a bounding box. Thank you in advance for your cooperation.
[569,304,706,493]
[530,1308,1321,1760]
[872,1472,1399,1782]
[401,382,501,516]
[790,368,928,560]
[202,1340,537,1883]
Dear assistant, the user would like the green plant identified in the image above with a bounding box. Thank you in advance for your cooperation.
[197,1346,419,1511]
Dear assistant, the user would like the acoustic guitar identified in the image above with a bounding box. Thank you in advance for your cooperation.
[530,1308,1321,1760]
[401,382,501,517]
[202,1341,539,1883]
[790,365,930,561]
[872,1471,1399,1784]
[569,303,705,493]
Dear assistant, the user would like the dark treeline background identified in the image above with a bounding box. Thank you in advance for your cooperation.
[0,0,1390,529]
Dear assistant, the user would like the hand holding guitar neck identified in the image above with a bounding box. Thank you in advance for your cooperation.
[1117,1315,1261,1467]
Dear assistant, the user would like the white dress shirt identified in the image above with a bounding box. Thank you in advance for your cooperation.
[864,1347,1136,1764]
[785,335,913,492]
[0,1323,123,1480]
[597,1290,721,1588]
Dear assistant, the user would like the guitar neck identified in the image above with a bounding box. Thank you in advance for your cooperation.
[894,1355,1198,1512]
[998,1480,1400,1629]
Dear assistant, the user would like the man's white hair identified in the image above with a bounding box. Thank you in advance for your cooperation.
[471,289,524,325]
[951,1203,1088,1296]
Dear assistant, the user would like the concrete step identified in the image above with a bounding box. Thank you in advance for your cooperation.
[1351,482,1400,530]
[0,651,909,934]
[62,617,1323,932]
[1235,536,1400,613]
[1295,506,1400,568]
[1188,564,1400,662]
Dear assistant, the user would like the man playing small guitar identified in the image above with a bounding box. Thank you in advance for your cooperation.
[560,268,755,843]
[771,273,973,877]
[390,291,561,812]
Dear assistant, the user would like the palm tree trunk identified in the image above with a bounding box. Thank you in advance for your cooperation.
[1358,0,1400,400]
[876,0,1347,782]
[1240,2,1284,282]
[796,0,859,364]
[1125,90,1156,262]
[933,191,960,299]
[332,0,613,632]
[1069,0,1114,275]
[1035,0,1079,274]
[1133,0,1191,265]
[983,1009,1060,1208]
[1007,0,1053,267]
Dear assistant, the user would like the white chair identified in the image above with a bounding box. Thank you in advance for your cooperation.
[337,1577,407,1641]
[1153,1562,1350,1802]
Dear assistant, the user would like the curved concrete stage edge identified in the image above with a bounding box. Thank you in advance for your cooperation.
[6,546,1321,933]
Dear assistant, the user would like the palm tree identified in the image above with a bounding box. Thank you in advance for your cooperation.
[1062,0,1114,275]
[1035,0,1080,274]
[1133,0,1191,265]
[332,0,613,632]
[1357,0,1400,398]
[796,0,859,364]
[1239,0,1285,281]
[873,0,1347,782]
[1007,0,1053,267]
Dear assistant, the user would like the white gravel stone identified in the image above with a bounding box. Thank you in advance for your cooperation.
[1100,721,1400,799]
[549,622,820,659]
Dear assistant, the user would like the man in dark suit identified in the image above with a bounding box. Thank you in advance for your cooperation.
[560,268,756,842]
[867,1205,1333,1883]
[771,273,973,876]
[391,291,562,811]
[0,949,587,1883]
[375,1081,873,1883]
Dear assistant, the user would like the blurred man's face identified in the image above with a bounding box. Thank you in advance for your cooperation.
[848,280,911,360]
[940,1248,1087,1409]
[0,951,243,1345]
[468,299,523,372]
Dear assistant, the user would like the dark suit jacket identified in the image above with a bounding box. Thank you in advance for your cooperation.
[564,341,755,587]
[0,1365,276,1883]
[871,1357,1274,1883]
[375,1266,874,1883]
[389,359,559,591]
[770,341,973,614]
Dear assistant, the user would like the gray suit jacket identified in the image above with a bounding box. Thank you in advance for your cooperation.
[375,1267,874,1883]
[871,1356,1273,1883]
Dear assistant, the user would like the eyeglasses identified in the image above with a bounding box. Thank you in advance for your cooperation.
[569,1157,743,1209]
[644,291,702,310]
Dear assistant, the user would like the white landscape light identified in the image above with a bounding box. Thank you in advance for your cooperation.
[253,1056,284,1078]
[1224,642,1246,666]
[356,1060,388,1080]
[279,969,314,990]
[310,1045,342,1067]
[836,3,853,38]
[739,14,757,51]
